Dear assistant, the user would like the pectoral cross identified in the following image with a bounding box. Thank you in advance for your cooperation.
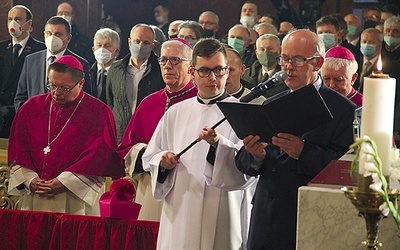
[43,145,51,154]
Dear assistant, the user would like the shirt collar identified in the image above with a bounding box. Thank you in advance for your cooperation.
[13,34,30,48]
[97,64,111,74]
[46,49,67,61]
[197,91,229,105]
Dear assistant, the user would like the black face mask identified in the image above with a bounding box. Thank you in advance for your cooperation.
[169,34,178,39]
[202,29,214,38]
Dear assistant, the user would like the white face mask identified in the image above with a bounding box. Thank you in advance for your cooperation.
[45,35,65,53]
[94,47,114,65]
[240,16,256,28]
[8,20,28,38]
[155,16,164,24]
[61,15,72,23]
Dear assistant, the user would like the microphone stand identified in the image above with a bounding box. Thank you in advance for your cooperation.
[177,72,286,157]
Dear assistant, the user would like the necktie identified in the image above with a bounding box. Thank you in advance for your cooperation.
[13,44,22,65]
[97,69,106,99]
[49,56,56,64]
[358,60,372,92]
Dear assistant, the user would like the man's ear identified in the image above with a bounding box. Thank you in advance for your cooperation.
[314,57,324,71]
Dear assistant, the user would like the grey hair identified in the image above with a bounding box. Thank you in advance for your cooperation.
[161,39,193,60]
[256,33,280,47]
[94,28,120,49]
[322,57,358,76]
[384,15,400,30]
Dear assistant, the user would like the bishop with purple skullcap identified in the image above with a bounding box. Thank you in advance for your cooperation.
[53,55,84,72]
[325,46,356,60]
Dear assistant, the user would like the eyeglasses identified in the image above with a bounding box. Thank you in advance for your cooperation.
[277,56,319,67]
[47,79,81,93]
[193,66,229,78]
[158,56,191,66]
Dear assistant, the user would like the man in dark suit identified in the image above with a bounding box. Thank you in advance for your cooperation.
[90,28,120,103]
[358,28,400,105]
[14,16,91,111]
[0,5,45,138]
[236,29,357,250]
[56,2,95,65]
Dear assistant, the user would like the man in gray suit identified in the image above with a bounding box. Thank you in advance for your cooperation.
[14,16,91,111]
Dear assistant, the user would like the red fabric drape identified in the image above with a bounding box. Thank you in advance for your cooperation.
[0,209,159,250]
[0,209,62,250]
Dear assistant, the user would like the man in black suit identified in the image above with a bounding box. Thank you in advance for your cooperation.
[0,5,45,138]
[236,29,357,250]
[56,2,95,65]
[90,28,120,103]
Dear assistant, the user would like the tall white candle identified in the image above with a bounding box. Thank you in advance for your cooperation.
[360,76,396,176]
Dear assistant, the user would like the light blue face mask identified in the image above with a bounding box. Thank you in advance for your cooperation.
[318,33,336,50]
[384,36,400,47]
[347,25,357,38]
[360,44,376,58]
[228,37,246,54]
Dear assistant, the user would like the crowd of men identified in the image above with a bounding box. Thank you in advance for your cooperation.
[1,1,400,249]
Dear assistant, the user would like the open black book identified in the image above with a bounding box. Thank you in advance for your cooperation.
[217,84,333,142]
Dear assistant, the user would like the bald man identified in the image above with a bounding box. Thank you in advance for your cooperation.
[236,29,356,249]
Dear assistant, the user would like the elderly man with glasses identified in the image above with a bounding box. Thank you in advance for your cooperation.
[143,38,254,249]
[117,38,197,221]
[8,55,124,215]
[236,29,357,249]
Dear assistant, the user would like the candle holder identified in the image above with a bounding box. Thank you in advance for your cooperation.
[344,176,399,249]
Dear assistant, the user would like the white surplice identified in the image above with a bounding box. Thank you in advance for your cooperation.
[8,166,105,215]
[143,97,254,250]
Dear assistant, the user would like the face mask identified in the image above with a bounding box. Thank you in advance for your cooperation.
[45,35,65,53]
[346,25,357,38]
[155,16,164,24]
[257,51,279,68]
[8,20,28,38]
[202,29,214,38]
[169,34,178,39]
[94,48,114,65]
[61,15,72,23]
[129,43,152,60]
[318,33,336,50]
[360,44,376,58]
[240,16,255,28]
[185,39,197,48]
[384,36,400,47]
[228,37,246,54]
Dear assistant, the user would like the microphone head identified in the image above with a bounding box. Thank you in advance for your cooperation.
[274,70,288,82]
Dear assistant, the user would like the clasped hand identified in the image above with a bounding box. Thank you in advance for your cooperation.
[160,126,219,170]
[31,177,67,198]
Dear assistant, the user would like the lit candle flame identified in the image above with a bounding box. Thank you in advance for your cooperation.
[376,54,382,72]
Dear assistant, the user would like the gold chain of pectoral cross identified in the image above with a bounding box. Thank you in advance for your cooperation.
[164,85,196,111]
[44,94,85,155]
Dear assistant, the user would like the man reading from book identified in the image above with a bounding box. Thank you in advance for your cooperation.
[235,29,357,250]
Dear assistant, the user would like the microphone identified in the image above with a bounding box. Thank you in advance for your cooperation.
[240,70,288,103]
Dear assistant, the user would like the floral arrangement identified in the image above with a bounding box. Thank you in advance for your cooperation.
[349,136,400,230]
[109,178,136,201]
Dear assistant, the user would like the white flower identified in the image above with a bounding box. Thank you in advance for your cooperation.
[369,173,383,194]
[390,168,400,181]
[360,142,375,155]
[379,202,390,216]
[363,162,379,177]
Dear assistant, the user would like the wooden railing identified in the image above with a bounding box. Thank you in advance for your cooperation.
[0,138,19,209]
